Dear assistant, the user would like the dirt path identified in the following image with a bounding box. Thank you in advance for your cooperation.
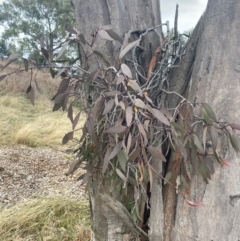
[0,145,86,209]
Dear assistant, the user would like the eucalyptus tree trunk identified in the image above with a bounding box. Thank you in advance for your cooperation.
[72,1,163,240]
[72,0,240,240]
[165,0,240,240]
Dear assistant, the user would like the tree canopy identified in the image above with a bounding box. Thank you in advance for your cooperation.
[0,0,75,62]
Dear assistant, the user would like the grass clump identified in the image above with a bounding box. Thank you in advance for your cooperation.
[0,95,83,147]
[0,196,91,241]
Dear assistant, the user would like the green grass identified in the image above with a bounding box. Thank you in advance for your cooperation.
[0,196,91,241]
[0,95,84,147]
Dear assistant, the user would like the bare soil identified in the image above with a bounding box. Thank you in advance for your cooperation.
[0,145,86,209]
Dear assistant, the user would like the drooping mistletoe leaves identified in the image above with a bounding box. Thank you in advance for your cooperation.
[119,39,140,59]
[147,146,167,162]
[26,84,35,106]
[202,103,217,122]
[105,125,127,134]
[62,131,74,144]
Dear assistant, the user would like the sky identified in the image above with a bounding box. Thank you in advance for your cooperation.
[0,0,208,35]
[161,0,208,32]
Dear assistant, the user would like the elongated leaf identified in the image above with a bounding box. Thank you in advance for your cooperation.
[199,159,209,183]
[127,80,142,96]
[106,29,123,44]
[201,107,211,124]
[119,101,125,111]
[68,104,73,123]
[62,131,74,144]
[108,142,123,161]
[134,98,147,109]
[55,63,69,78]
[210,126,218,152]
[173,135,188,161]
[230,123,240,131]
[52,103,62,112]
[93,50,110,65]
[99,24,113,30]
[54,93,66,104]
[138,123,148,146]
[171,122,184,133]
[147,146,167,162]
[126,133,132,155]
[119,39,140,59]
[0,75,7,81]
[72,112,81,130]
[103,147,112,173]
[152,108,170,126]
[29,86,35,106]
[117,150,128,172]
[86,69,98,83]
[93,97,103,122]
[104,91,122,97]
[202,103,217,122]
[126,106,133,127]
[86,117,98,145]
[129,149,140,161]
[103,99,115,115]
[56,41,70,60]
[51,78,69,100]
[228,132,240,152]
[121,63,132,78]
[203,125,207,153]
[116,75,125,85]
[98,30,114,41]
[193,134,204,154]
[164,171,172,185]
[116,168,128,181]
[105,125,127,134]
[67,158,82,175]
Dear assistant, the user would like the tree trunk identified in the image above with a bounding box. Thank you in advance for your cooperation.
[72,0,163,240]
[167,0,240,240]
[72,0,240,240]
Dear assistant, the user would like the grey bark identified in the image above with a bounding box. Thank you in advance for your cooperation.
[169,0,240,240]
[72,1,163,240]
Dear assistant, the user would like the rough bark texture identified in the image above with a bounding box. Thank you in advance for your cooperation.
[72,1,163,240]
[168,0,240,240]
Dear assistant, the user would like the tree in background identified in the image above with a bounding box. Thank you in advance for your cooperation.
[0,0,75,62]
[0,39,10,59]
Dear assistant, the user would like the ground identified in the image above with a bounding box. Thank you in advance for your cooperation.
[0,145,86,209]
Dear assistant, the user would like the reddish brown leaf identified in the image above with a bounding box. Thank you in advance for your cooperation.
[62,131,74,144]
[0,74,7,82]
[230,123,240,131]
[186,198,202,207]
[105,125,127,134]
[67,158,82,175]
[72,112,81,130]
[126,106,133,127]
[108,142,123,161]
[68,104,73,123]
[121,63,132,78]
[86,117,98,145]
[138,123,148,146]
[147,46,160,79]
[221,159,230,166]
[103,99,115,115]
[128,149,140,161]
[92,97,103,122]
[147,146,167,162]
[103,147,112,174]
[152,108,170,126]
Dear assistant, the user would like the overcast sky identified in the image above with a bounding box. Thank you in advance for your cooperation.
[0,0,208,35]
[161,0,208,32]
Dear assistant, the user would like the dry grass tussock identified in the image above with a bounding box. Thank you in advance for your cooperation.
[0,196,91,241]
[0,60,84,147]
